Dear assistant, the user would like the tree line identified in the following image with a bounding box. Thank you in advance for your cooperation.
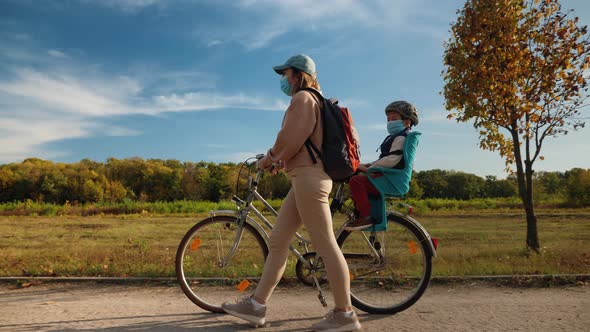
[0,158,588,206]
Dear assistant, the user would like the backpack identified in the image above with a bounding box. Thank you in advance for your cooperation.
[302,88,361,182]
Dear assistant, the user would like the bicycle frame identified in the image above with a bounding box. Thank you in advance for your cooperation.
[211,166,438,270]
[209,168,349,271]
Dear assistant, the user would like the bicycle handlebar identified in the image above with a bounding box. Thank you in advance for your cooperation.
[250,154,282,174]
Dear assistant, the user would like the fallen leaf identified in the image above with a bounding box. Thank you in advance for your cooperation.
[236,279,250,292]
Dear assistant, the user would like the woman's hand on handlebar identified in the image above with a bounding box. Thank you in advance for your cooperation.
[255,155,270,171]
[270,160,284,175]
[255,154,283,175]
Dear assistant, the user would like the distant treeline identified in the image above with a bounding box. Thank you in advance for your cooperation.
[0,158,588,206]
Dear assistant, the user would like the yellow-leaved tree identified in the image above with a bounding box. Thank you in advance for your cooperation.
[443,0,590,253]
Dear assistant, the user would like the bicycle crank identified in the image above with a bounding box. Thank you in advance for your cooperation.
[295,252,328,287]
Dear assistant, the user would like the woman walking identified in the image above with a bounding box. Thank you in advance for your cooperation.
[222,54,361,332]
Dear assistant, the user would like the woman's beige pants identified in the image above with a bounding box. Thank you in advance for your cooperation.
[253,166,352,309]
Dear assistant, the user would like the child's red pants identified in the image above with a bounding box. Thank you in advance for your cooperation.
[349,174,381,218]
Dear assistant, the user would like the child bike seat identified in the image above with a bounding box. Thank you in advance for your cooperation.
[365,131,421,231]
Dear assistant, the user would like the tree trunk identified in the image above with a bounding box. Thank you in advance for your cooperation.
[511,129,541,253]
[524,160,541,253]
[524,202,540,252]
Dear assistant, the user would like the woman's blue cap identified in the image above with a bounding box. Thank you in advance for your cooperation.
[273,54,316,77]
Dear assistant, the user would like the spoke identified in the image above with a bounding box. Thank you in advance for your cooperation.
[216,229,223,266]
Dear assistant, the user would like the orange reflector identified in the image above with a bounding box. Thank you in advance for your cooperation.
[237,279,251,292]
[190,238,202,251]
[407,241,418,254]
[349,271,355,281]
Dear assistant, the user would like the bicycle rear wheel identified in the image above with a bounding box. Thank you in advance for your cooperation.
[176,215,268,313]
[337,213,433,314]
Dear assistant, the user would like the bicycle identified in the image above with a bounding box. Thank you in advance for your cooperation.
[176,154,438,315]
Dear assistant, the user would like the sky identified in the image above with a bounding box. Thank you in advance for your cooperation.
[1,0,589,178]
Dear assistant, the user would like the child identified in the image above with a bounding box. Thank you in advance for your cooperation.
[345,101,419,231]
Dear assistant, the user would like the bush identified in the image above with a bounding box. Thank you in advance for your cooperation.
[565,169,590,207]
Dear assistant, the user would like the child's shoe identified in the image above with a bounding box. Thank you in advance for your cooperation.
[344,216,375,231]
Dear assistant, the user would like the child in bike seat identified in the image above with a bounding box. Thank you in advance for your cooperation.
[344,100,419,231]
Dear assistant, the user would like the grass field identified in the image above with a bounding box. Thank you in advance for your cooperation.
[1,210,589,278]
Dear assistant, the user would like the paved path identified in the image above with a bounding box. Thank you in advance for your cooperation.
[0,282,588,331]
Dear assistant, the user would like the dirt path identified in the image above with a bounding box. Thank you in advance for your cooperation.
[0,282,587,331]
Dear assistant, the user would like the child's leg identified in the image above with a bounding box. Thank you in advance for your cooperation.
[349,174,380,218]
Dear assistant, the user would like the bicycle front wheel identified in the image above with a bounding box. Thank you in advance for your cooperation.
[176,215,268,313]
[337,213,433,314]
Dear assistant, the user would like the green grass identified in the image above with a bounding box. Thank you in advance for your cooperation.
[1,210,589,278]
[0,200,238,216]
[421,211,590,276]
[0,197,578,216]
[0,199,284,216]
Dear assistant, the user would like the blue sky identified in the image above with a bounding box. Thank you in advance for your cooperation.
[1,0,588,178]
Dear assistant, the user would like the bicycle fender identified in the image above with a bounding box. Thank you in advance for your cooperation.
[209,210,238,217]
[388,211,437,258]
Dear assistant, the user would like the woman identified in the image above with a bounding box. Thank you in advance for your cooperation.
[222,54,362,332]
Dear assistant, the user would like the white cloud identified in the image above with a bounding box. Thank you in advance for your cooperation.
[243,27,289,52]
[100,125,142,137]
[10,33,30,41]
[125,63,219,95]
[214,0,448,50]
[420,111,451,123]
[0,64,288,163]
[0,117,93,162]
[83,0,163,13]
[0,44,50,63]
[337,98,369,110]
[153,92,288,113]
[209,151,261,163]
[0,68,142,117]
[201,143,230,149]
[47,49,68,58]
[237,0,377,24]
[428,131,462,137]
[206,40,223,48]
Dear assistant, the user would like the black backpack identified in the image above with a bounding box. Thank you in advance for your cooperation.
[302,88,361,182]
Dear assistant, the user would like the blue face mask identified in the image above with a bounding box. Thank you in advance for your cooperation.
[280,76,292,96]
[387,120,405,135]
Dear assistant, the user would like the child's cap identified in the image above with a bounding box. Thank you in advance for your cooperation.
[385,101,419,126]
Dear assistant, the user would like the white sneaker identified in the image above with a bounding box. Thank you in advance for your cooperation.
[311,309,362,332]
[222,296,266,326]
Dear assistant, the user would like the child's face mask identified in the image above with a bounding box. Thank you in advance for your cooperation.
[280,75,292,96]
[387,120,405,135]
